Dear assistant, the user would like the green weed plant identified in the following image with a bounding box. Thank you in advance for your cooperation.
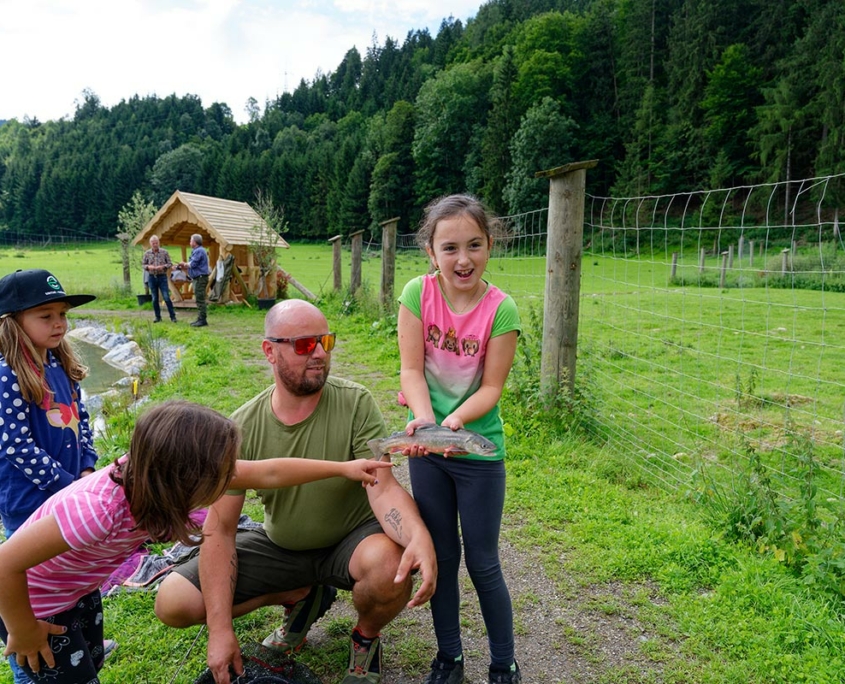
[693,429,845,599]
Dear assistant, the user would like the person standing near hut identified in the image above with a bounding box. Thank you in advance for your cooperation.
[142,236,177,324]
[178,234,211,327]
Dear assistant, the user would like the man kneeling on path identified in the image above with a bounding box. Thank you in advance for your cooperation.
[155,300,437,684]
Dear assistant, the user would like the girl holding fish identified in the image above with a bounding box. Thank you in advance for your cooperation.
[397,194,522,684]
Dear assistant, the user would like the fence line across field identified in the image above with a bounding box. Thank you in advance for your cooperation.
[335,170,845,508]
[0,232,111,249]
[578,173,845,505]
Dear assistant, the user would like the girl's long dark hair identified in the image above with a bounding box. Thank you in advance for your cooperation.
[111,400,240,545]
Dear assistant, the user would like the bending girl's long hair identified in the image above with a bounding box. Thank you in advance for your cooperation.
[111,400,241,546]
[0,316,88,405]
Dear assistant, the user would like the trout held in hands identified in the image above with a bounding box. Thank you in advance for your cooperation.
[367,424,498,458]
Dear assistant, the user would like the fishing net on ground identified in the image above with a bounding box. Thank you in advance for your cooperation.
[192,643,323,684]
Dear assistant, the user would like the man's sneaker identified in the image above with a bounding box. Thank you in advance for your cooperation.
[488,661,521,684]
[340,628,382,684]
[262,585,337,654]
[424,654,465,684]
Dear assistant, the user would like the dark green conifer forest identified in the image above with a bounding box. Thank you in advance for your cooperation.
[1,0,843,240]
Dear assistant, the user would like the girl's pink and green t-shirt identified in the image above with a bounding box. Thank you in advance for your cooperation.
[398,274,521,460]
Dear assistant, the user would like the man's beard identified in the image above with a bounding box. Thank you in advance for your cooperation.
[275,359,330,396]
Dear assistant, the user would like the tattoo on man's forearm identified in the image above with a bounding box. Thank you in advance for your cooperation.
[228,552,237,598]
[384,508,403,540]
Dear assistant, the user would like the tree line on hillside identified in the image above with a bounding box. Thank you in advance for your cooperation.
[0,0,843,242]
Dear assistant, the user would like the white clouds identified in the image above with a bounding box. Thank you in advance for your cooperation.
[0,0,480,124]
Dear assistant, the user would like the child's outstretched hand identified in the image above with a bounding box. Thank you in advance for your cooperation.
[4,621,67,674]
[344,459,393,487]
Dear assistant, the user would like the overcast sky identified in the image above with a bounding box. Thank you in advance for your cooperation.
[1,0,482,125]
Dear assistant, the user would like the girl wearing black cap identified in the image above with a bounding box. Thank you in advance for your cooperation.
[0,269,99,540]
[0,269,101,683]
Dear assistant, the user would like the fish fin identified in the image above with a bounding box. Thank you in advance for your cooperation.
[366,438,384,459]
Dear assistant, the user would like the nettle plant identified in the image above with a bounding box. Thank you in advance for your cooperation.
[694,426,845,598]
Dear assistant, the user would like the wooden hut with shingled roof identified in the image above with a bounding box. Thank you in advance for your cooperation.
[133,191,289,305]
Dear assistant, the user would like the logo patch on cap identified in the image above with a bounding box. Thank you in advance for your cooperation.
[46,275,61,291]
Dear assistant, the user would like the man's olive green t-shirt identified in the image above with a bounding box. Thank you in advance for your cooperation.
[228,377,387,550]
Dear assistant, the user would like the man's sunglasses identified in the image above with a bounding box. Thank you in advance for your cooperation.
[265,333,336,355]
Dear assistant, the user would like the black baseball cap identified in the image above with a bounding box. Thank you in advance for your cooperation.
[0,269,96,317]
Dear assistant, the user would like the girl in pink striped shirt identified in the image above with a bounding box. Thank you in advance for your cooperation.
[0,400,391,684]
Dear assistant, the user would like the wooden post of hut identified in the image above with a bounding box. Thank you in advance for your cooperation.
[350,230,365,294]
[535,159,598,401]
[380,217,399,311]
[329,235,342,292]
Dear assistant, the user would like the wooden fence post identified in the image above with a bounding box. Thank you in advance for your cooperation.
[380,217,399,310]
[720,251,728,288]
[781,248,790,275]
[328,235,342,291]
[535,159,598,400]
[671,252,678,280]
[728,244,734,270]
[749,240,754,267]
[350,230,364,294]
[699,248,706,273]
